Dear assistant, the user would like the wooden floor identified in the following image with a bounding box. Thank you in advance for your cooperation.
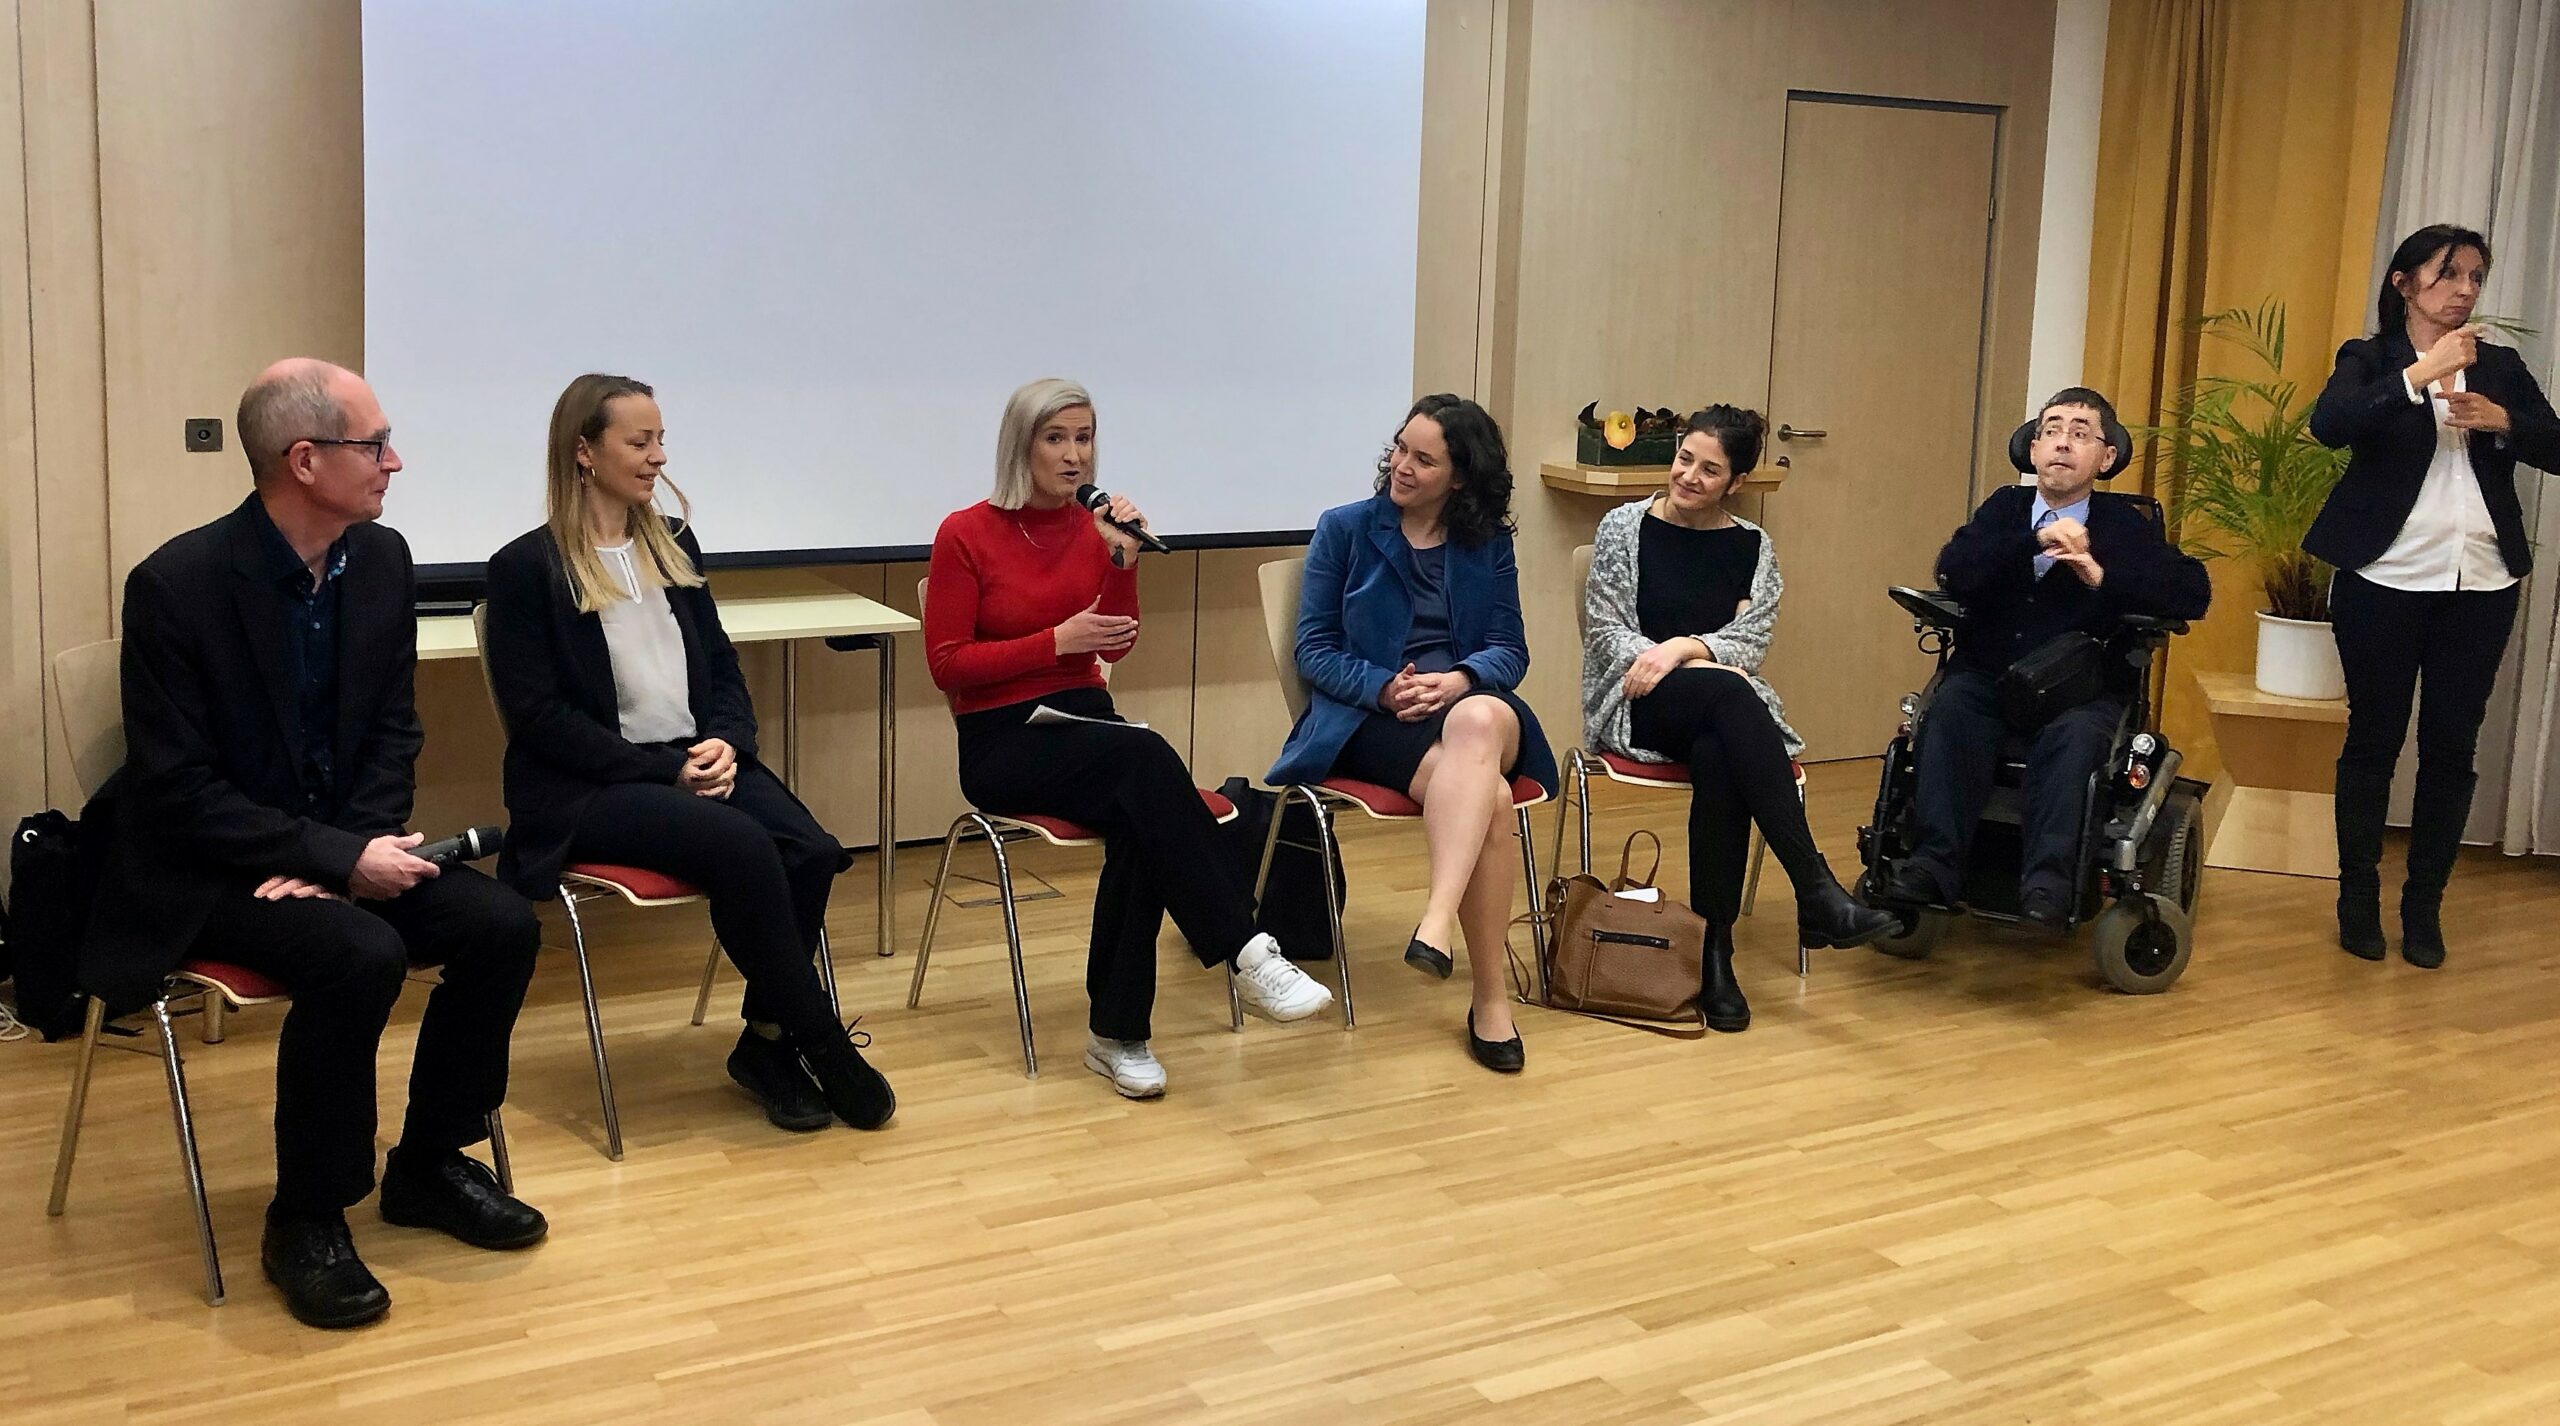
[7,761,2560,1424]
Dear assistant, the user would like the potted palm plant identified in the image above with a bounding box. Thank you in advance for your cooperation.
[2140,300,2352,699]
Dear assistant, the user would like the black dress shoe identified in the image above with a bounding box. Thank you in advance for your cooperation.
[1797,879,1902,950]
[797,1024,897,1129]
[1876,861,1950,907]
[2017,884,2072,932]
[1701,924,1750,1033]
[1404,931,1454,980]
[728,1029,833,1131]
[379,1145,548,1250]
[1466,1009,1524,1073]
[2401,893,2446,969]
[262,1209,390,1330]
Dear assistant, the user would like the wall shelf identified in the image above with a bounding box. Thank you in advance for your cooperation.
[1537,461,1786,498]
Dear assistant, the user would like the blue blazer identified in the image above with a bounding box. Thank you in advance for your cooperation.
[1268,493,1557,793]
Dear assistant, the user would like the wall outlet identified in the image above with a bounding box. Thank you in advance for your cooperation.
[184,417,223,452]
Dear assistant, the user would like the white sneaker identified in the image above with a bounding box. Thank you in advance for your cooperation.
[1230,933,1334,1023]
[1084,1036,1168,1099]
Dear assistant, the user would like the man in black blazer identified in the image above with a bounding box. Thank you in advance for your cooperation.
[1876,388,2212,926]
[81,359,546,1329]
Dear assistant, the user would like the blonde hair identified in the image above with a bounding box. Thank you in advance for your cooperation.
[990,377,1097,510]
[545,373,707,614]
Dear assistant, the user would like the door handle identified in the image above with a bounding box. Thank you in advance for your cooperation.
[1777,424,1827,442]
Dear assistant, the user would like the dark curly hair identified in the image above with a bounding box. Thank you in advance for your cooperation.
[1680,404,1768,476]
[1372,393,1515,547]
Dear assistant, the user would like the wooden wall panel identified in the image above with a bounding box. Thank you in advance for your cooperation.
[1,0,42,848]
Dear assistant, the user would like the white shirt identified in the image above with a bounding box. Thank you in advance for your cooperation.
[2357,368,2517,592]
[593,541,698,745]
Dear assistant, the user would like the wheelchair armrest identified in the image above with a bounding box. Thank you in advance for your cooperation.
[1889,586,1965,630]
[2113,613,2188,639]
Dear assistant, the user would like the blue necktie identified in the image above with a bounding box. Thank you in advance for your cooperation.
[2033,508,2058,578]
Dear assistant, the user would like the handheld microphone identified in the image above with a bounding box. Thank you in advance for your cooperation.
[1077,484,1172,555]
[415,825,504,867]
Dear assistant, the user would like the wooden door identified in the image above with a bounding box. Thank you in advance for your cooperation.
[1757,96,1999,759]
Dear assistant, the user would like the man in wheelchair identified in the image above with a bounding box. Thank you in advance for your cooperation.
[1869,387,2211,935]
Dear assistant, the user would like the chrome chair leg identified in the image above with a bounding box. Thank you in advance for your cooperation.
[1741,829,1767,916]
[979,816,1038,1078]
[907,816,971,1009]
[1517,803,1549,980]
[557,887,624,1162]
[689,935,721,1028]
[815,926,842,1019]
[1307,790,1354,1028]
[486,1110,515,1195]
[201,994,226,1045]
[1236,787,1295,1033]
[154,998,223,1306]
[47,997,108,1216]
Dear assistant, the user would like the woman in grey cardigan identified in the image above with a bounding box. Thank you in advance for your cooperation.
[1581,406,1896,1031]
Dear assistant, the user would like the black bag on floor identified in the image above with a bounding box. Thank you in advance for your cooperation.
[4,811,102,1041]
[1215,776,1347,962]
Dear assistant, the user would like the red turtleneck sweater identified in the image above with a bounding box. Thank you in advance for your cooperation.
[924,498,1141,714]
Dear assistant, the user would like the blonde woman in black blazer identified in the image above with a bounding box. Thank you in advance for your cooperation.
[482,373,894,1131]
[2307,224,2560,969]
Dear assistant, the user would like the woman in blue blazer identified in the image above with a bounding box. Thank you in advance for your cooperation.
[1270,394,1556,1073]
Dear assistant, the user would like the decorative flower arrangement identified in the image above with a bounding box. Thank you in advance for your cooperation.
[1574,403,1681,466]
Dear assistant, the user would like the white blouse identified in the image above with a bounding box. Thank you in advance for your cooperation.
[2358,368,2518,593]
[593,542,697,745]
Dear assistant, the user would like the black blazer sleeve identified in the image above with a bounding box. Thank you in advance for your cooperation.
[2097,511,2212,623]
[2309,336,2427,450]
[341,528,423,837]
[670,525,759,760]
[117,561,368,884]
[483,534,689,787]
[2496,347,2560,474]
[1935,489,2039,600]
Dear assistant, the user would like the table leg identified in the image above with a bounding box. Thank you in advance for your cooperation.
[877,634,897,958]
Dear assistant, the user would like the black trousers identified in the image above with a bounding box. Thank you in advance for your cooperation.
[569,763,846,1043]
[956,688,1257,1042]
[1909,668,2123,899]
[1628,667,1828,923]
[2330,568,2521,893]
[185,864,540,1216]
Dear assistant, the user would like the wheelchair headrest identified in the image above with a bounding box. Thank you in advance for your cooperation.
[2009,413,2133,480]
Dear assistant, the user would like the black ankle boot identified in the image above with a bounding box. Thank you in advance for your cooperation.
[1701,924,1749,1033]
[1797,876,1901,950]
[2400,768,2476,971]
[2334,765,2391,960]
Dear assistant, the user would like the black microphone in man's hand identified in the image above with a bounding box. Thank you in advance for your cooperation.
[415,826,504,867]
[1077,484,1172,554]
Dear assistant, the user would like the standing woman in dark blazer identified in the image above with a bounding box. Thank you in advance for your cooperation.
[1270,393,1558,1074]
[482,373,894,1132]
[2308,224,2560,968]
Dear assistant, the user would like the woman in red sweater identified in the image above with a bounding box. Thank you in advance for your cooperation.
[924,378,1333,1098]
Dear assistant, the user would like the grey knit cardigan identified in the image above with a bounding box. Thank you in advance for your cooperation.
[1579,498,1804,761]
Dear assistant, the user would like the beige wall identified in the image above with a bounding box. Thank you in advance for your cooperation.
[5,0,2056,866]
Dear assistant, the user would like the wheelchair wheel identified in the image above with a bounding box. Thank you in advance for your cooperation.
[1873,909,1949,960]
[2092,894,2191,992]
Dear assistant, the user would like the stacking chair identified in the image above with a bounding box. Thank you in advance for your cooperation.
[904,578,1239,1076]
[43,638,513,1306]
[469,605,838,1161]
[1552,544,1812,975]
[1230,557,1550,1029]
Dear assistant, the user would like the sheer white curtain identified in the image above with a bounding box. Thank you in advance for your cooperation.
[2369,0,2560,852]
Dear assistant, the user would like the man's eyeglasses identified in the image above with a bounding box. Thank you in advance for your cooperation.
[288,436,393,465]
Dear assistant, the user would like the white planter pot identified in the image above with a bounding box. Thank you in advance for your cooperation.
[2255,611,2346,700]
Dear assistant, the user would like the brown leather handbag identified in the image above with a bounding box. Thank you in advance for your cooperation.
[1536,830,1708,1035]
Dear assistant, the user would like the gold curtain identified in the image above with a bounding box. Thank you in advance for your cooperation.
[2083,0,2406,783]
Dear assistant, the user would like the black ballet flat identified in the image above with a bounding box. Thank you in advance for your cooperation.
[1404,931,1453,980]
[1466,1009,1524,1074]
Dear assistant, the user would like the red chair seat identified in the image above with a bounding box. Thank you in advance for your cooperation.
[173,959,289,1002]
[1597,752,1690,785]
[1318,774,1547,818]
[562,863,705,902]
[996,789,1237,845]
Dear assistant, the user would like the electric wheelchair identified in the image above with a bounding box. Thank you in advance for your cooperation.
[1852,420,2208,994]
